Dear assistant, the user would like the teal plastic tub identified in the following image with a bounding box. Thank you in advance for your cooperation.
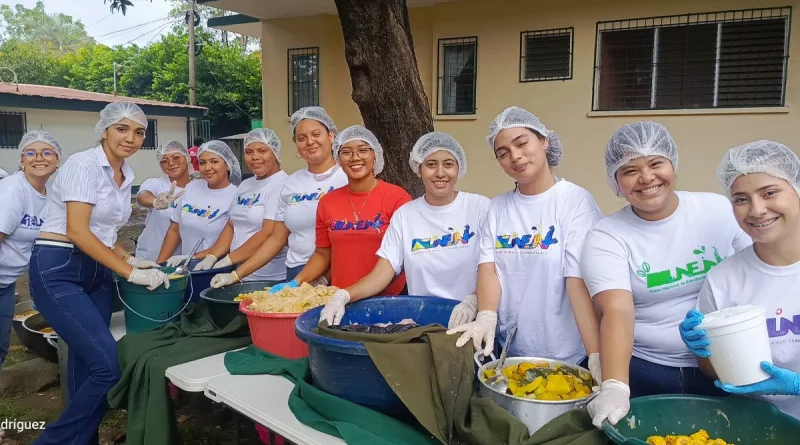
[115,267,189,334]
[604,395,800,444]
[198,281,280,328]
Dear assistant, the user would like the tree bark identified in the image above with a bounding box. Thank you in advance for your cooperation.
[333,0,433,198]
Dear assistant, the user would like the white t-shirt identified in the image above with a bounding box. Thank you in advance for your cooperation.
[480,179,603,363]
[0,172,47,285]
[230,172,289,281]
[582,191,752,367]
[377,192,490,300]
[274,166,348,268]
[171,180,238,254]
[135,177,185,261]
[697,245,800,419]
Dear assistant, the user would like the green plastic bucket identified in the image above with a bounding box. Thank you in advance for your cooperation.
[198,280,280,328]
[115,267,190,334]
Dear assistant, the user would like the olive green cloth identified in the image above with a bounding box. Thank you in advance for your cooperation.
[108,302,252,445]
[316,322,612,445]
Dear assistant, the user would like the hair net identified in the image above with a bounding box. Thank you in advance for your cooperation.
[155,140,193,172]
[717,140,800,198]
[18,130,62,162]
[244,128,281,163]
[198,140,242,186]
[409,132,467,178]
[94,102,148,139]
[486,106,563,167]
[290,106,338,137]
[605,121,679,196]
[333,125,385,175]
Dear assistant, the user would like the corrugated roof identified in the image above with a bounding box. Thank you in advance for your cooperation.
[0,83,207,111]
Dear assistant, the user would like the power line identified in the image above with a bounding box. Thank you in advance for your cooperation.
[120,20,175,46]
[202,56,257,120]
[85,13,113,29]
[94,14,172,38]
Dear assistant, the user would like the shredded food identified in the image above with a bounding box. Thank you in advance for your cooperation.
[237,283,338,314]
[646,429,730,445]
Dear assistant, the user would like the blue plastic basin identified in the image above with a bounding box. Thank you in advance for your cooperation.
[294,295,459,414]
[159,259,236,303]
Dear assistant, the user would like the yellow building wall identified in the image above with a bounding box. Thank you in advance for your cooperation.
[260,0,799,214]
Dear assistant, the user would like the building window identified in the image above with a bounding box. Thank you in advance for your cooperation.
[0,111,26,149]
[520,28,574,82]
[143,119,157,149]
[438,37,478,115]
[593,7,791,111]
[288,47,319,116]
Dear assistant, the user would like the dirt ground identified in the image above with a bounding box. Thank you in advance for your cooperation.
[2,205,265,445]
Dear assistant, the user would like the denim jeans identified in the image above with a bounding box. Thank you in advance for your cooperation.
[0,281,15,372]
[28,243,119,445]
[629,355,726,398]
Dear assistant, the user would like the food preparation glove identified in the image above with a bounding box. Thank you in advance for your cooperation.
[210,272,240,289]
[193,254,218,271]
[268,280,299,293]
[128,268,170,291]
[320,289,350,325]
[213,255,234,269]
[715,362,800,396]
[126,256,158,269]
[679,309,711,358]
[588,352,602,385]
[588,379,630,429]
[446,310,497,356]
[447,294,478,329]
[153,181,184,210]
[166,255,190,267]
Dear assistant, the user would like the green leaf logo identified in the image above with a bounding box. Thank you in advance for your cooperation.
[635,262,651,278]
[693,246,707,255]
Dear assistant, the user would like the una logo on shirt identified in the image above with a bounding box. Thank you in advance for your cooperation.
[237,193,261,207]
[768,309,800,339]
[330,214,387,231]
[636,245,725,292]
[495,225,558,250]
[19,214,44,228]
[411,225,475,251]
[289,186,335,204]
[181,203,221,220]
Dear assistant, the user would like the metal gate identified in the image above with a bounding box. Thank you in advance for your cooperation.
[187,118,211,146]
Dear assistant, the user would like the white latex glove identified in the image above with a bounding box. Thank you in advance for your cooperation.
[445,310,497,356]
[213,255,234,269]
[587,379,630,429]
[193,254,218,271]
[166,255,190,267]
[153,181,185,210]
[588,353,602,385]
[128,268,170,291]
[126,256,158,269]
[210,272,239,289]
[447,294,478,329]
[320,289,350,325]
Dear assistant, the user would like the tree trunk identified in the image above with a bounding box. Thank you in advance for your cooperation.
[333,0,432,198]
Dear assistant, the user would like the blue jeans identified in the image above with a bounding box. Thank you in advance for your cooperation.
[629,356,726,398]
[0,282,15,372]
[29,243,119,445]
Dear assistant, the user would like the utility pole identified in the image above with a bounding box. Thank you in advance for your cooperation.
[113,62,118,96]
[188,0,197,106]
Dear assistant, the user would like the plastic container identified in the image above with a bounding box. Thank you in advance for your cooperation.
[697,304,772,386]
[199,281,280,328]
[294,295,459,414]
[239,299,308,359]
[160,259,235,303]
[116,267,189,334]
[604,394,800,444]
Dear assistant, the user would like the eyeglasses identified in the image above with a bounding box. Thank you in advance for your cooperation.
[338,147,373,161]
[22,150,57,160]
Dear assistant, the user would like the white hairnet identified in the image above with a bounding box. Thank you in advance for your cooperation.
[486,106,563,167]
[244,128,281,163]
[155,140,192,173]
[605,121,679,196]
[409,132,467,178]
[198,140,242,186]
[94,102,148,139]
[18,130,62,162]
[291,106,338,137]
[333,125,384,175]
[717,140,800,198]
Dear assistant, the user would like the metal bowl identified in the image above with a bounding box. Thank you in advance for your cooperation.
[21,313,59,363]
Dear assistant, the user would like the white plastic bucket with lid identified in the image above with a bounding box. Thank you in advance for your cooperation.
[697,304,773,386]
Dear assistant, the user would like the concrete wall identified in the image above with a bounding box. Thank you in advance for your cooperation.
[0,106,189,185]
[256,0,800,214]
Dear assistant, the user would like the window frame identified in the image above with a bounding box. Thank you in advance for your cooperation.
[287,47,320,116]
[436,36,479,116]
[142,118,158,150]
[0,111,27,149]
[591,7,792,112]
[519,27,575,82]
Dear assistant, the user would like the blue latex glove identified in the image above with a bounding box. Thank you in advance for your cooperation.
[268,279,299,293]
[715,362,800,396]
[679,309,711,358]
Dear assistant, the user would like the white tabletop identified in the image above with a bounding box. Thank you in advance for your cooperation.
[204,374,345,445]
[110,310,126,341]
[165,349,236,392]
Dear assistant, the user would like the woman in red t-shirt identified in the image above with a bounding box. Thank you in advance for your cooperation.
[287,125,411,297]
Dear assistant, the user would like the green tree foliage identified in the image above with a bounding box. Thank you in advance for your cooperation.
[0,1,93,53]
